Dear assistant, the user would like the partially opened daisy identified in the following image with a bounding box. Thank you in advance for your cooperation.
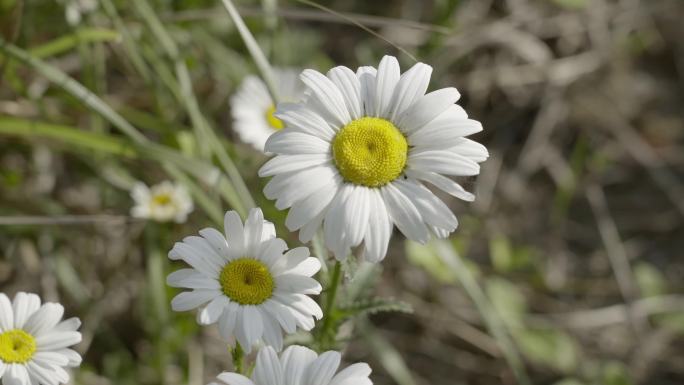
[0,292,82,385]
[210,345,372,385]
[167,208,323,352]
[231,68,305,151]
[131,180,194,223]
[259,55,488,262]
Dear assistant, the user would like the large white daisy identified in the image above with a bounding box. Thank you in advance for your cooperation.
[230,68,305,152]
[210,345,372,385]
[130,180,194,223]
[0,292,82,385]
[167,208,323,352]
[258,55,488,262]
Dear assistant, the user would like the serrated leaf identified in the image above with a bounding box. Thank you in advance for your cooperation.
[338,297,413,319]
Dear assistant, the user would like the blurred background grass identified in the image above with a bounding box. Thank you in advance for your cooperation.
[1,0,683,384]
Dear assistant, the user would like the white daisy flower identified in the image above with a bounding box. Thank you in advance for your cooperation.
[230,68,305,152]
[167,208,323,352]
[258,55,488,263]
[0,292,82,385]
[130,181,194,223]
[210,345,372,385]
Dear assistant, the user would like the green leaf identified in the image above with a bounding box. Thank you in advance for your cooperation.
[486,277,527,328]
[634,263,667,297]
[515,328,578,372]
[0,116,137,157]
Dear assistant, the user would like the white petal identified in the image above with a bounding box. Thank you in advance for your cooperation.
[300,69,351,127]
[448,138,490,163]
[356,66,377,116]
[170,290,221,312]
[394,179,458,231]
[274,103,336,141]
[198,296,230,325]
[239,306,263,351]
[218,302,239,339]
[53,317,80,332]
[262,300,297,334]
[298,211,325,244]
[0,293,14,332]
[24,303,64,336]
[303,351,341,385]
[35,331,81,350]
[374,55,401,118]
[404,169,475,201]
[6,363,30,385]
[260,312,284,351]
[243,208,265,257]
[275,275,322,295]
[258,238,288,269]
[199,228,231,261]
[388,62,432,121]
[167,269,220,290]
[224,211,245,256]
[282,257,321,277]
[408,149,480,176]
[285,175,340,231]
[280,345,318,385]
[362,189,391,263]
[182,236,225,269]
[335,378,372,385]
[259,154,331,177]
[266,165,339,210]
[342,185,371,248]
[169,242,221,278]
[409,116,482,149]
[329,363,372,385]
[31,351,69,367]
[380,183,429,243]
[323,184,354,260]
[216,372,255,385]
[12,293,41,329]
[271,247,310,275]
[253,346,283,385]
[397,87,461,133]
[327,66,361,120]
[265,131,331,155]
[55,348,82,366]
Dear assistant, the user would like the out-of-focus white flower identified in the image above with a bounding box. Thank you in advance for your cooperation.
[131,181,194,223]
[259,55,488,263]
[0,292,82,385]
[167,208,323,352]
[230,68,304,152]
[209,345,373,385]
[64,0,97,26]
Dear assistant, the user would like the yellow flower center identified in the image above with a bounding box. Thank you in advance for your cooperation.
[219,258,274,305]
[265,105,284,130]
[332,117,408,187]
[0,329,37,364]
[152,193,172,206]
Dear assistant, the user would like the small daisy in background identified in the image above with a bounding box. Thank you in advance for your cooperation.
[230,68,305,152]
[0,292,82,385]
[210,345,372,385]
[167,208,323,352]
[259,55,488,263]
[130,181,194,223]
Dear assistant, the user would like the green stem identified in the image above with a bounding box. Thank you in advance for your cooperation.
[434,240,531,385]
[231,343,244,374]
[319,261,342,349]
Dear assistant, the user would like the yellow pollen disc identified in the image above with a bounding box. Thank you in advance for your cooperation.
[152,193,172,206]
[265,105,285,130]
[332,117,408,187]
[219,258,274,305]
[0,329,37,364]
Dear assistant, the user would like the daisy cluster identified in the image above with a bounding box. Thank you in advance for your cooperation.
[169,55,485,385]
